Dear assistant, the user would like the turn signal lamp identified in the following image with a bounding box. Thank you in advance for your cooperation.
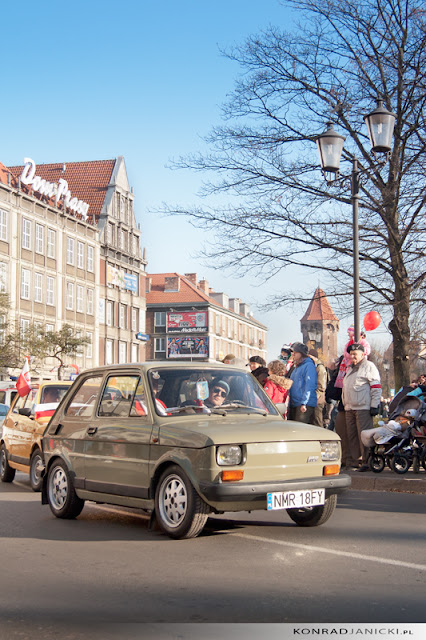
[323,464,340,476]
[221,470,244,482]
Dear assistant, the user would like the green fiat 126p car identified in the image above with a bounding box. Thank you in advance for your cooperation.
[41,363,351,539]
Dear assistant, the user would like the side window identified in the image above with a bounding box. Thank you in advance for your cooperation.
[130,380,148,417]
[98,375,140,418]
[12,393,29,414]
[65,377,103,417]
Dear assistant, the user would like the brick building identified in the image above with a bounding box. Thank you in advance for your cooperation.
[300,287,339,362]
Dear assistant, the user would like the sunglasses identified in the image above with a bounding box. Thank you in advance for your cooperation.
[212,387,227,397]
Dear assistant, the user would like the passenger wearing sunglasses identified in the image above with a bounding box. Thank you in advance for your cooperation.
[205,379,230,407]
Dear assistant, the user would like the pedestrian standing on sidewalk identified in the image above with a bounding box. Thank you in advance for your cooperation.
[342,343,382,471]
[288,342,317,423]
[247,355,269,387]
[308,348,327,427]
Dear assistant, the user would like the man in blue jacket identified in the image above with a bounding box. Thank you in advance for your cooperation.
[289,342,318,423]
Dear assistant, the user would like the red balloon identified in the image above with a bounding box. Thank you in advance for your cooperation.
[363,311,381,331]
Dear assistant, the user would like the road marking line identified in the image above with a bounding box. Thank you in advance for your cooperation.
[232,532,426,572]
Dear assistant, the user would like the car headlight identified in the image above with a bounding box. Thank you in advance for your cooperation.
[216,445,242,466]
[321,441,340,461]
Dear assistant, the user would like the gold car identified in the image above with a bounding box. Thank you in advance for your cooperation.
[0,381,72,491]
[40,363,351,539]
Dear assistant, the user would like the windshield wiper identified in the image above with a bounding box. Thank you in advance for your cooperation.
[220,402,268,416]
[166,405,212,415]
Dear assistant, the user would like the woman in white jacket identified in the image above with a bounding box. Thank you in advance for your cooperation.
[342,343,382,471]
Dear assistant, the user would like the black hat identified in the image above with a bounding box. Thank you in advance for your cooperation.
[292,342,308,356]
[308,348,319,359]
[347,342,365,354]
[248,355,266,366]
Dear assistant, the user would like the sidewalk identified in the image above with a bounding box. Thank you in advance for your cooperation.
[345,466,426,494]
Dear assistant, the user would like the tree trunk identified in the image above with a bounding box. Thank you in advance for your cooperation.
[389,292,411,391]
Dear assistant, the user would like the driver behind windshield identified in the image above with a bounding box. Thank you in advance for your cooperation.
[205,379,230,408]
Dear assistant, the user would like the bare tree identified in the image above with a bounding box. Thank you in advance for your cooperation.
[165,0,426,389]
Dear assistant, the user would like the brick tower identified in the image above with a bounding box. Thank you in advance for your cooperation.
[301,288,339,362]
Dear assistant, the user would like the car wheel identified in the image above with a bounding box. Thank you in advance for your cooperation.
[155,465,210,539]
[287,493,337,527]
[390,454,411,474]
[0,443,16,483]
[47,459,85,519]
[29,448,44,492]
[369,453,385,473]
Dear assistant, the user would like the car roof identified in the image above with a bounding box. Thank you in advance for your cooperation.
[80,362,248,376]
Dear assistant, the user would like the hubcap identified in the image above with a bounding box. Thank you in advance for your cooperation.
[159,475,188,528]
[49,466,68,509]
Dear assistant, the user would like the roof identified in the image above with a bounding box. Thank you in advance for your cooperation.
[146,273,266,327]
[5,159,116,226]
[301,288,339,322]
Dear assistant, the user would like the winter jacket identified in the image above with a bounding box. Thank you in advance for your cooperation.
[289,356,318,408]
[264,374,293,404]
[251,366,269,387]
[342,357,382,411]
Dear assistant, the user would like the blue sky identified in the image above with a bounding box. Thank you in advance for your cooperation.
[2,0,390,360]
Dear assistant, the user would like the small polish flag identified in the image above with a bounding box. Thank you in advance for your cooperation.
[16,357,31,397]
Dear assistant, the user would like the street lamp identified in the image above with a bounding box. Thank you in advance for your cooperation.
[383,359,390,396]
[315,99,396,341]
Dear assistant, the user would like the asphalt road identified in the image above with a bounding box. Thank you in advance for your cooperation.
[1,473,425,639]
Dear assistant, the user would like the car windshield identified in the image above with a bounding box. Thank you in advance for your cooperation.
[147,367,279,416]
[40,385,70,405]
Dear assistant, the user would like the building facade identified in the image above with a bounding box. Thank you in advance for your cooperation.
[146,273,267,363]
[0,156,146,379]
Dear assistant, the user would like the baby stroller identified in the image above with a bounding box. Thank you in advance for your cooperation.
[362,422,412,473]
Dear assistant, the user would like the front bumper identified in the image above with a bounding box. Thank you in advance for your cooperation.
[199,473,351,503]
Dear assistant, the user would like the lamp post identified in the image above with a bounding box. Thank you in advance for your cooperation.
[315,100,396,342]
[383,359,390,397]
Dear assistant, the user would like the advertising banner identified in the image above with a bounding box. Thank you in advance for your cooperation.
[107,266,138,293]
[167,336,209,358]
[124,272,138,293]
[167,311,208,333]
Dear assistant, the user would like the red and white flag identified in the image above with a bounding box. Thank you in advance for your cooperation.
[16,357,31,397]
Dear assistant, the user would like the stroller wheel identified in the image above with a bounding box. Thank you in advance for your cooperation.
[369,454,385,473]
[390,453,411,474]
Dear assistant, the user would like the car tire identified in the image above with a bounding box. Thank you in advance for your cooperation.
[369,453,385,473]
[287,493,337,527]
[29,449,44,492]
[47,459,85,519]
[155,465,210,539]
[390,454,411,474]
[0,443,16,483]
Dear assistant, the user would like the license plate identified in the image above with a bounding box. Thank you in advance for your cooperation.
[267,488,325,510]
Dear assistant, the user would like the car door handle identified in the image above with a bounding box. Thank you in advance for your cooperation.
[87,426,98,435]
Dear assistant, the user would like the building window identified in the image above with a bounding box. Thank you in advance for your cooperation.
[46,323,54,333]
[20,318,30,336]
[87,288,94,315]
[106,340,114,365]
[119,341,127,363]
[131,343,138,363]
[34,273,43,303]
[87,245,94,272]
[86,332,93,359]
[0,210,7,242]
[22,219,31,250]
[107,223,113,245]
[154,312,166,328]
[66,282,74,310]
[46,276,55,306]
[67,237,75,265]
[47,229,56,258]
[35,224,44,254]
[21,269,30,299]
[106,301,113,327]
[76,285,84,313]
[0,262,7,293]
[154,337,166,357]
[132,308,138,332]
[120,304,127,329]
[77,242,84,269]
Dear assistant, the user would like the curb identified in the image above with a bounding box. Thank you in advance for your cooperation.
[346,469,426,494]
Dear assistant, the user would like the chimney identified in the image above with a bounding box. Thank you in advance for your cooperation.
[164,276,180,292]
[184,273,197,286]
[146,277,152,293]
[198,279,209,294]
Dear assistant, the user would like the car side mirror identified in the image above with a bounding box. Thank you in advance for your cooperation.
[18,407,32,417]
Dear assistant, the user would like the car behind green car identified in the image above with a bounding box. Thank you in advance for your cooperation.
[40,363,351,539]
